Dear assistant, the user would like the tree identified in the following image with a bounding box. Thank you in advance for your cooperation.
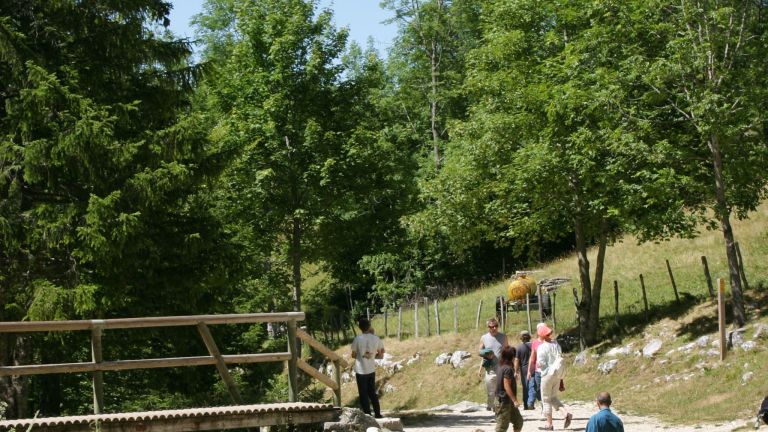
[638,0,768,327]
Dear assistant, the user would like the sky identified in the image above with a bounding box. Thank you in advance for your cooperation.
[167,0,400,54]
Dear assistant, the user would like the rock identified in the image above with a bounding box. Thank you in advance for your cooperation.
[742,371,754,385]
[326,408,381,432]
[665,349,675,357]
[706,348,719,360]
[573,350,588,366]
[606,343,633,357]
[727,328,746,348]
[450,351,472,368]
[712,340,720,348]
[366,427,380,432]
[591,354,600,360]
[375,353,394,368]
[643,332,651,339]
[342,372,351,384]
[659,359,668,365]
[677,342,696,353]
[448,401,483,413]
[435,353,452,366]
[747,302,759,311]
[741,341,757,352]
[744,363,750,369]
[642,339,663,358]
[634,350,641,357]
[406,354,420,366]
[429,404,450,411]
[597,359,619,374]
[665,374,679,382]
[376,418,403,432]
[696,335,712,348]
[753,324,768,340]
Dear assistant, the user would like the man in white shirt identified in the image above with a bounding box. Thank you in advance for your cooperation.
[350,318,385,418]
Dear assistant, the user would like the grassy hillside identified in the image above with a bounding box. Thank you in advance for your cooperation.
[328,203,768,425]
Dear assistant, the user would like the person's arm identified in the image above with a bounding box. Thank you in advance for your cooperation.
[478,361,484,378]
[527,350,535,379]
[375,339,385,359]
[478,340,486,355]
[504,334,509,348]
[513,358,520,379]
[350,340,357,359]
[504,377,519,408]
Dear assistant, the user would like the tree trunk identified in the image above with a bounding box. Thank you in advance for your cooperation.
[0,334,31,419]
[573,214,591,348]
[709,134,746,327]
[586,218,610,345]
[291,217,302,312]
[431,50,440,173]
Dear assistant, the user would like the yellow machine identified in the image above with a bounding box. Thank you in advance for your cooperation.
[507,275,537,302]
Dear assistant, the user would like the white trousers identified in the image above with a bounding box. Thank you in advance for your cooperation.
[540,374,563,415]
[485,370,497,410]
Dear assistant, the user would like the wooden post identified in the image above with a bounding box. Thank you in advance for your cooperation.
[415,302,419,338]
[384,306,388,338]
[454,302,458,333]
[702,256,715,297]
[639,274,649,321]
[613,281,620,328]
[666,260,680,303]
[525,294,532,335]
[286,319,298,403]
[91,322,104,414]
[552,292,557,333]
[537,286,544,323]
[500,296,505,331]
[332,359,342,407]
[434,300,440,336]
[398,307,403,340]
[735,242,750,291]
[197,322,246,405]
[717,278,726,361]
[341,312,348,342]
[475,299,483,330]
[424,297,430,337]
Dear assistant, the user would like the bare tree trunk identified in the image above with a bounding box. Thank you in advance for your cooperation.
[586,218,610,345]
[292,217,302,312]
[431,46,440,172]
[0,334,31,419]
[573,214,592,347]
[710,134,746,327]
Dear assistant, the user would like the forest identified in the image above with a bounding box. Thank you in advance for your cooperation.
[1,0,767,418]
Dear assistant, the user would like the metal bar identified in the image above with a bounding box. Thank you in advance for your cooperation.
[91,321,104,414]
[197,323,245,405]
[287,319,298,403]
[295,328,349,368]
[0,313,306,333]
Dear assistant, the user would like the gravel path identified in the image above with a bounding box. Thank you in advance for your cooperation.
[392,402,749,432]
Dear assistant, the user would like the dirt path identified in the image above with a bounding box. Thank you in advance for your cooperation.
[391,401,749,432]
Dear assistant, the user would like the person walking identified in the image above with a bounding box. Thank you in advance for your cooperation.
[495,346,523,432]
[586,392,624,432]
[527,322,546,418]
[478,317,508,411]
[514,331,534,410]
[350,318,385,418]
[536,324,572,430]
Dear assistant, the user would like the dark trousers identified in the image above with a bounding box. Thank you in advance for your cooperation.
[520,370,531,407]
[355,372,381,417]
[529,372,542,404]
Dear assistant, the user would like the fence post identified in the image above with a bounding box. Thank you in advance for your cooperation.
[475,299,483,330]
[614,281,620,328]
[639,274,649,321]
[425,297,430,337]
[198,322,247,405]
[286,319,298,403]
[525,294,532,335]
[500,296,505,331]
[415,302,419,338]
[735,242,750,291]
[702,256,715,296]
[552,292,557,333]
[384,307,388,338]
[537,286,544,323]
[666,260,680,303]
[454,302,458,333]
[717,278,726,361]
[398,307,402,340]
[332,359,342,406]
[91,321,104,414]
[434,300,441,336]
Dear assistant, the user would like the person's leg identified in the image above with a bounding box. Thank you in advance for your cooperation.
[366,373,382,418]
[510,403,524,432]
[485,371,497,411]
[356,373,371,415]
[534,372,542,401]
[541,375,558,427]
[526,375,536,408]
[520,375,529,409]
[494,401,511,432]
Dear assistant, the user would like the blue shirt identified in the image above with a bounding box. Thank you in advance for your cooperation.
[586,407,624,432]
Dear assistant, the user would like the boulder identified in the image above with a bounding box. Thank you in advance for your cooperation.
[597,359,619,374]
[591,354,600,360]
[741,341,757,352]
[573,350,588,367]
[727,328,746,348]
[677,342,696,353]
[435,353,452,366]
[429,404,451,411]
[706,348,719,360]
[606,343,633,357]
[448,401,483,413]
[754,324,768,340]
[642,339,663,358]
[742,371,754,385]
[696,335,712,348]
[325,408,381,432]
[450,351,472,368]
[377,419,403,432]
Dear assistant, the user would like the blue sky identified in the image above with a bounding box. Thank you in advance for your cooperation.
[167,0,400,53]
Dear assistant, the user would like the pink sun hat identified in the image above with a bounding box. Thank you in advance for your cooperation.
[537,324,553,338]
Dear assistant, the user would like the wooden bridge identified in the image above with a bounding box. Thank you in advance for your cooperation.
[0,313,348,432]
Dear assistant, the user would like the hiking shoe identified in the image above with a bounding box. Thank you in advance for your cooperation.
[538,426,553,431]
[564,413,573,428]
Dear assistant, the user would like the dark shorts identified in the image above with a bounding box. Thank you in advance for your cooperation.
[495,400,523,432]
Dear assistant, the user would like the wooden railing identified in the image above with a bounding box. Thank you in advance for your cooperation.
[0,312,347,414]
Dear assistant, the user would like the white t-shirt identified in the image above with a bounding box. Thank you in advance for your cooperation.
[351,333,384,375]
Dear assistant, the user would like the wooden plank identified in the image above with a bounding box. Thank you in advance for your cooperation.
[0,313,306,333]
[332,359,342,406]
[702,256,715,296]
[287,319,298,403]
[297,358,339,391]
[2,408,340,432]
[91,324,104,414]
[295,328,349,368]
[0,354,292,377]
[197,323,245,405]
[666,260,680,303]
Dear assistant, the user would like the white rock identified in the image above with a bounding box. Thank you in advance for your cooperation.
[447,401,483,413]
[712,340,720,348]
[377,418,403,432]
[450,351,472,368]
[665,374,679,382]
[742,371,754,385]
[367,427,381,432]
[435,353,452,366]
[754,324,768,340]
[606,343,633,357]
[375,353,394,368]
[634,350,641,357]
[643,332,651,339]
[744,363,750,369]
[406,357,418,367]
[573,350,588,367]
[665,349,675,357]
[429,404,450,411]
[741,341,757,352]
[706,348,719,360]
[727,328,746,348]
[643,339,663,358]
[659,360,668,365]
[342,372,351,383]
[591,354,600,360]
[597,359,619,374]
[696,335,712,348]
[678,342,696,353]
[384,384,394,393]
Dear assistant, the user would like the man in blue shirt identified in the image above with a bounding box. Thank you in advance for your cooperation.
[586,392,624,432]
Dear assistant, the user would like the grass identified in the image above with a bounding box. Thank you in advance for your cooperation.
[324,202,768,425]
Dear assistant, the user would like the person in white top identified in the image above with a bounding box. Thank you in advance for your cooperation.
[535,325,572,430]
[350,318,385,418]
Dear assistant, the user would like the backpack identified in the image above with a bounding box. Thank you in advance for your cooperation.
[545,342,567,380]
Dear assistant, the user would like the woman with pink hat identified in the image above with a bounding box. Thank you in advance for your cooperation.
[535,324,572,430]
